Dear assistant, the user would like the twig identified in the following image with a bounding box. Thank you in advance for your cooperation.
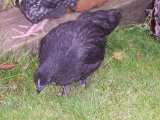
[103,56,114,68]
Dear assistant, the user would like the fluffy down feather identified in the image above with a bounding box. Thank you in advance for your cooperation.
[36,9,122,95]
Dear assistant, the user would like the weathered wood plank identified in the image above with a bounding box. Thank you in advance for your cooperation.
[0,7,24,25]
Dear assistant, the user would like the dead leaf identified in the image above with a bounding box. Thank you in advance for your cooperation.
[0,62,19,69]
[136,53,142,58]
[113,51,123,61]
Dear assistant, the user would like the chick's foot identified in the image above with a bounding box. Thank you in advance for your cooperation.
[11,19,49,39]
[11,24,39,39]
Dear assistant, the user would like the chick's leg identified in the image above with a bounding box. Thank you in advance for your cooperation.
[12,25,32,35]
[19,25,30,29]
[82,77,89,88]
[62,85,70,96]
[11,24,39,39]
[20,19,49,33]
[11,19,49,39]
[34,19,49,33]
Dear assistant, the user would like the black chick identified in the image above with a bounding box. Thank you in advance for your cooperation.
[12,0,79,39]
[36,9,122,95]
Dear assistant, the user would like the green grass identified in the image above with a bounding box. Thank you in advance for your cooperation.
[3,0,16,9]
[0,24,160,119]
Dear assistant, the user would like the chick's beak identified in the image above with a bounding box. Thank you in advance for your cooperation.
[37,89,41,94]
[37,78,42,94]
[37,78,49,94]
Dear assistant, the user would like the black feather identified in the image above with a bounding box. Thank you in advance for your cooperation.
[36,9,122,94]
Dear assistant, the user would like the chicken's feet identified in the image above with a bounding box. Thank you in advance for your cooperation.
[11,19,49,39]
[12,28,25,35]
[11,24,39,39]
[19,25,30,29]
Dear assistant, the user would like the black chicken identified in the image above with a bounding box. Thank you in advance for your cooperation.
[36,9,122,95]
[12,0,79,39]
